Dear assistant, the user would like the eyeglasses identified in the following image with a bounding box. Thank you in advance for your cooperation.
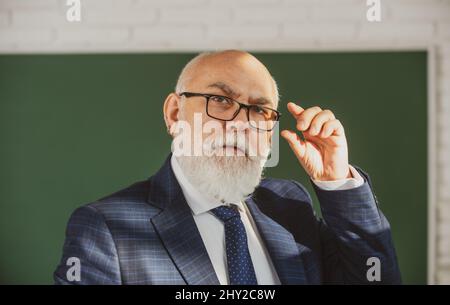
[178,92,281,131]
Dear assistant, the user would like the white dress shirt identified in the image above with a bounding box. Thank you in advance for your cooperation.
[170,154,364,285]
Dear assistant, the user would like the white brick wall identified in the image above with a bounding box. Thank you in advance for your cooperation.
[0,0,449,284]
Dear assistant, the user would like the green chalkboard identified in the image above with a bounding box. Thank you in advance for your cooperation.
[0,52,427,284]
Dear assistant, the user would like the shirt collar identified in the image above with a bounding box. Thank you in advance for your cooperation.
[170,154,245,215]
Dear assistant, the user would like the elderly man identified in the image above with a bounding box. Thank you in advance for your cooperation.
[54,50,401,285]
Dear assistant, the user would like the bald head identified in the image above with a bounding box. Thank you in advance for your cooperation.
[175,50,279,107]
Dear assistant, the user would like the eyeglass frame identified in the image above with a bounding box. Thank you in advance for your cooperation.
[177,91,281,131]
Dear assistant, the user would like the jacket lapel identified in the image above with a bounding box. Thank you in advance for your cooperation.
[148,155,220,285]
[245,196,307,284]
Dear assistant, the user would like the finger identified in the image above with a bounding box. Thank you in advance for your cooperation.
[296,106,322,131]
[287,102,304,118]
[281,129,306,159]
[308,109,335,136]
[320,119,344,138]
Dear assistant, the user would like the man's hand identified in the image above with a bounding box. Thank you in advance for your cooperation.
[281,102,351,181]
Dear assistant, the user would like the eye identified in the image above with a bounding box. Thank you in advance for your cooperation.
[210,95,232,104]
[252,105,268,115]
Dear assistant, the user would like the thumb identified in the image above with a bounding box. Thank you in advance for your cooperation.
[281,129,307,160]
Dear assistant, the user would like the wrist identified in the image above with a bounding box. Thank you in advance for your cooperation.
[314,166,352,181]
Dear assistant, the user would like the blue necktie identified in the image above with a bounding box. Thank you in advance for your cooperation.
[210,205,258,285]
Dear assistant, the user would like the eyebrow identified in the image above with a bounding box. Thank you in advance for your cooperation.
[207,82,240,99]
[207,82,274,107]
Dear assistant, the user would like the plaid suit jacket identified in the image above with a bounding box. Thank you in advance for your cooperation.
[54,154,401,284]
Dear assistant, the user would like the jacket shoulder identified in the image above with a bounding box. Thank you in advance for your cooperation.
[252,177,320,246]
[84,178,160,220]
[256,177,313,205]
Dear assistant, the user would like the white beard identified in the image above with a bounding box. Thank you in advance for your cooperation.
[176,155,266,204]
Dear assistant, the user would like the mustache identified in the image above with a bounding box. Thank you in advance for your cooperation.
[203,134,250,157]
